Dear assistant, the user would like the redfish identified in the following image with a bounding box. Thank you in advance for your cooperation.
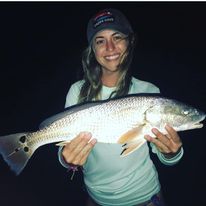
[0,94,205,175]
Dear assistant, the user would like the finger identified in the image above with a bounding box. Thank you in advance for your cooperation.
[73,138,96,162]
[72,138,97,165]
[69,133,93,159]
[151,128,172,146]
[63,132,92,163]
[72,133,93,155]
[66,132,92,152]
[152,128,183,153]
[165,125,182,144]
[78,138,97,165]
[145,135,170,153]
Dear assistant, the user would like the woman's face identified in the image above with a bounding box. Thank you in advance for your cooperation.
[93,29,128,74]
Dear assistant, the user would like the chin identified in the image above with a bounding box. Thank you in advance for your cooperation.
[106,67,120,73]
[106,63,120,71]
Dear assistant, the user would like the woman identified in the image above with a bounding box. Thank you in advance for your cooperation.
[58,8,183,206]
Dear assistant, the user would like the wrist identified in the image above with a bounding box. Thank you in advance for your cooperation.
[162,147,183,159]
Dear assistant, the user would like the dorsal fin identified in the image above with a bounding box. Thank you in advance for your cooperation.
[39,101,101,129]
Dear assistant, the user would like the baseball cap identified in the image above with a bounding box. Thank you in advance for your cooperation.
[87,8,133,44]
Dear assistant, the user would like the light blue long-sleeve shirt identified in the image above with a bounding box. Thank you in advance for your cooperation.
[59,77,183,206]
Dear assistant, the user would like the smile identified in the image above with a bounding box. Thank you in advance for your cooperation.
[105,54,120,60]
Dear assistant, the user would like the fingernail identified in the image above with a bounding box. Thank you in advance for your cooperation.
[144,135,152,141]
[165,123,172,128]
[86,132,92,136]
[90,138,97,145]
[152,128,158,134]
[80,132,92,140]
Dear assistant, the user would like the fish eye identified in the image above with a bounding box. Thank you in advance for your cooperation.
[183,110,189,115]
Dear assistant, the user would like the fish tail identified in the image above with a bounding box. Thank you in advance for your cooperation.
[0,132,36,175]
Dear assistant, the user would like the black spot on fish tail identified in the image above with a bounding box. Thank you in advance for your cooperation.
[23,147,29,152]
[0,132,36,175]
[19,136,26,143]
[122,143,127,147]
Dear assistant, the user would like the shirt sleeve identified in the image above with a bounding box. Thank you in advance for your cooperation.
[150,143,184,166]
[58,146,70,168]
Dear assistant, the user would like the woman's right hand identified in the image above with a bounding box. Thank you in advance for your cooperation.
[62,132,97,166]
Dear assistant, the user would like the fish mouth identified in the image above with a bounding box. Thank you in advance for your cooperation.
[193,122,203,129]
[191,115,205,129]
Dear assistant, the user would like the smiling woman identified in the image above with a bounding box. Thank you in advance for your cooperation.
[57,8,185,206]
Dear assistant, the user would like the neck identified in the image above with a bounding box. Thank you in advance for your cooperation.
[101,71,121,87]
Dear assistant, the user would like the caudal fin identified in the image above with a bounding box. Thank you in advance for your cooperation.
[0,133,36,175]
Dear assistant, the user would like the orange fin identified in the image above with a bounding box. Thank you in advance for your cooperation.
[117,124,145,144]
[120,139,146,156]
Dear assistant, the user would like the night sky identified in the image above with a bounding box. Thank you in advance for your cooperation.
[0,2,206,206]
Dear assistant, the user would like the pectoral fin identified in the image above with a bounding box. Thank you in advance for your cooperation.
[117,124,145,144]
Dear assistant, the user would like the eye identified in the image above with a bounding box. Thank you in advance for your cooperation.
[113,34,124,42]
[183,110,189,115]
[95,39,105,45]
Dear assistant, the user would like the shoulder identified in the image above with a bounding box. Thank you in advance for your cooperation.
[69,80,85,91]
[130,77,160,94]
[65,80,85,108]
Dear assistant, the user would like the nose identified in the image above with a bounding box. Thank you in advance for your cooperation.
[106,39,115,51]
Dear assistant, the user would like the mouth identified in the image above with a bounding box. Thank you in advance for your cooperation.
[193,122,203,129]
[105,54,120,61]
[191,115,205,129]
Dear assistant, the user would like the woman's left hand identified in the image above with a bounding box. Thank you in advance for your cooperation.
[144,124,183,158]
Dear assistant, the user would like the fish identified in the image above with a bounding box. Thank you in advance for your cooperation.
[0,94,205,175]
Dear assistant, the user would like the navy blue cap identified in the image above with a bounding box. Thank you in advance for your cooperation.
[87,8,133,44]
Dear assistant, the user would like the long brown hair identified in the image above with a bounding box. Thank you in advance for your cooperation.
[78,33,136,103]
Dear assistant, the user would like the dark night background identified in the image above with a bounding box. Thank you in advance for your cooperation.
[0,2,206,206]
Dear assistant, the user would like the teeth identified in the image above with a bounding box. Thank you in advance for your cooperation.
[105,54,119,60]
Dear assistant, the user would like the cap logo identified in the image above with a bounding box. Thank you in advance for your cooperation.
[93,11,114,28]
